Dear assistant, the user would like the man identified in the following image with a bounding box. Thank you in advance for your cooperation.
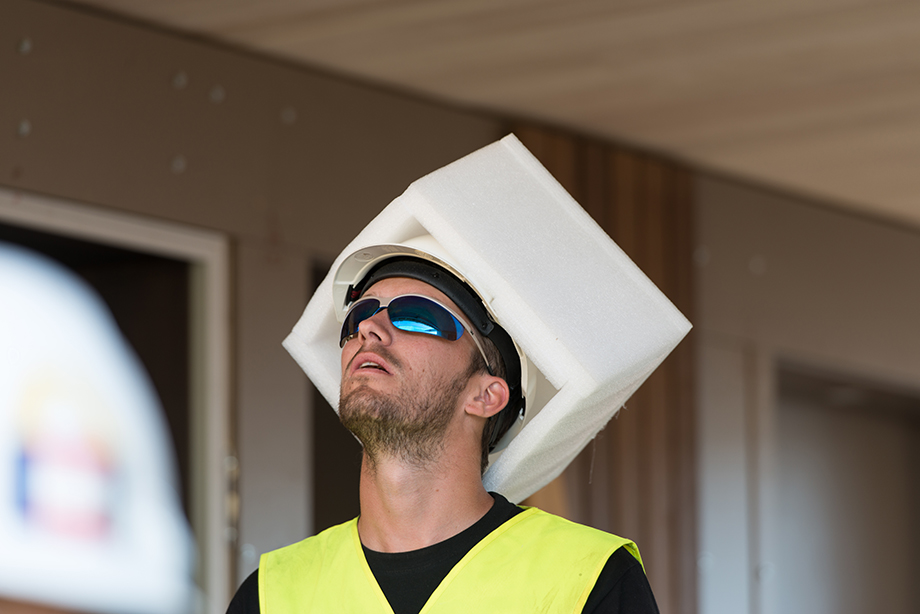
[229,251,660,613]
[229,136,689,613]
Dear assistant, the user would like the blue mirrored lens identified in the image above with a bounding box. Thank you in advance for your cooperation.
[388,296,464,341]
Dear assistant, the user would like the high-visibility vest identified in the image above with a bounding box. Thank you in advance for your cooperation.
[259,507,642,614]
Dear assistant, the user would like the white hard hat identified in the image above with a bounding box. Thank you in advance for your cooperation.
[0,243,194,614]
[331,235,536,453]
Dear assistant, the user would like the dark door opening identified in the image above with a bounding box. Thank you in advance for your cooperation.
[311,261,361,533]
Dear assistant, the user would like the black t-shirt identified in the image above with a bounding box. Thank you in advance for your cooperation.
[226,494,658,614]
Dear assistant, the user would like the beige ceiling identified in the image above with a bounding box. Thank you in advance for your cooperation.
[64,0,920,229]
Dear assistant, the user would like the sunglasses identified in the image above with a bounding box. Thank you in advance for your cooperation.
[339,294,492,372]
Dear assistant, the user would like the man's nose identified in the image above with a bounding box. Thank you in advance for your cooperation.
[357,309,393,345]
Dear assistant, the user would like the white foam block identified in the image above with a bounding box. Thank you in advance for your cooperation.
[284,134,691,503]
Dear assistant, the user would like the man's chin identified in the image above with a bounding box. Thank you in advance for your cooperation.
[339,385,394,421]
[337,371,465,467]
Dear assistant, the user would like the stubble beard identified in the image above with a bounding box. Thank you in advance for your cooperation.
[339,353,477,470]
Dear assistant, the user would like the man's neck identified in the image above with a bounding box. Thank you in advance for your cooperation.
[356,452,494,553]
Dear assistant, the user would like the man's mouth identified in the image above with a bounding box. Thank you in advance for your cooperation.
[349,350,394,375]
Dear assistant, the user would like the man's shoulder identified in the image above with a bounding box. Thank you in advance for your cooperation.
[495,509,655,612]
[504,507,644,568]
[262,518,359,574]
[514,507,633,542]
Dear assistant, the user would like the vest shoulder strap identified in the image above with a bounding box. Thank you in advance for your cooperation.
[423,508,639,614]
[259,518,393,614]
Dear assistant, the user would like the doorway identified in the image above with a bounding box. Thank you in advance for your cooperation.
[775,367,920,614]
[310,261,361,532]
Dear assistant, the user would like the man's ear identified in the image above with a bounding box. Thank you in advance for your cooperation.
[466,375,510,419]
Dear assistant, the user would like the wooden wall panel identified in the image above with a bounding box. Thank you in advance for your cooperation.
[514,124,696,614]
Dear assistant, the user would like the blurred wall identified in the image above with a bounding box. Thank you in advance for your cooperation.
[1,0,501,594]
[695,173,920,614]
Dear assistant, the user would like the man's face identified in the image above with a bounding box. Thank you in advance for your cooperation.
[338,277,481,466]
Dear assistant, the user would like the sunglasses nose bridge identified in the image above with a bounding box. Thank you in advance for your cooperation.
[355,303,395,339]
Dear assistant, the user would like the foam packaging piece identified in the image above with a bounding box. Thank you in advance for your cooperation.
[284,134,691,503]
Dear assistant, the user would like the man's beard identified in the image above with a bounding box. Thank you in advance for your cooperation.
[339,352,476,469]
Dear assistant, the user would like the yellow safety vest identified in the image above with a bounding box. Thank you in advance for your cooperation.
[259,507,642,614]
